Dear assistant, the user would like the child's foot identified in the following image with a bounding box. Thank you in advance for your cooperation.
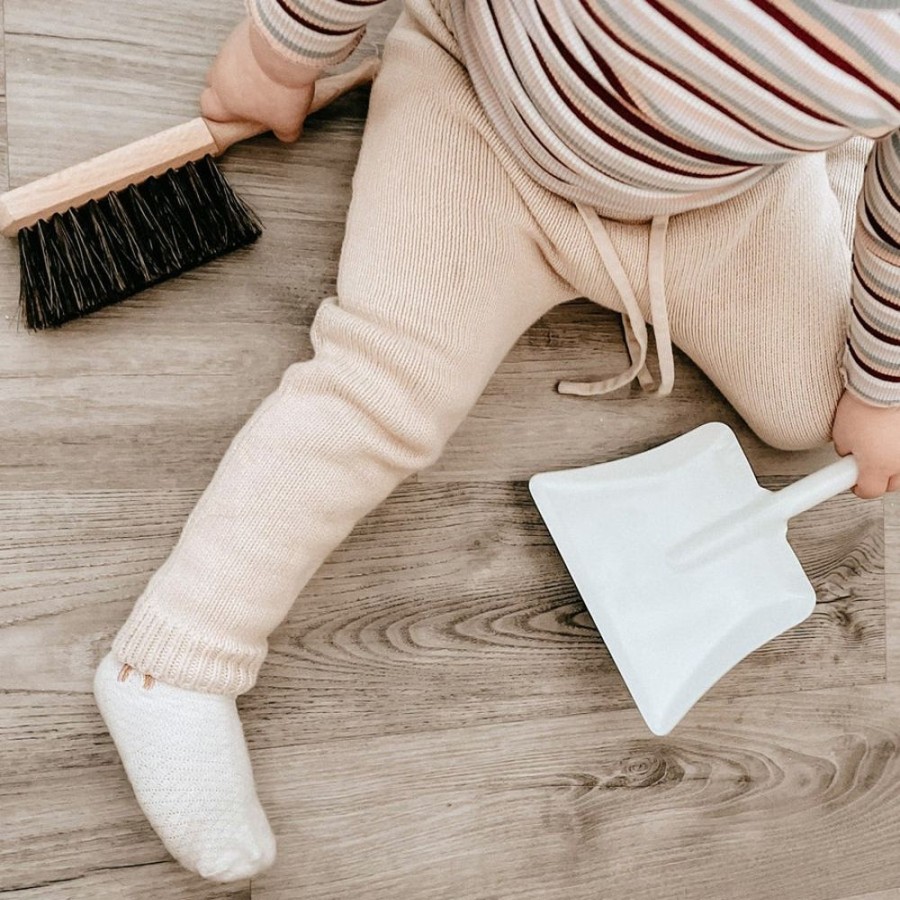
[92,651,276,882]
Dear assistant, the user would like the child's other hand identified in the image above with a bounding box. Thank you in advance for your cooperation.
[201,18,319,143]
[832,389,900,499]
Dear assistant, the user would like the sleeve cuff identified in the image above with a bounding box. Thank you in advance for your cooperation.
[841,342,900,408]
[248,0,368,69]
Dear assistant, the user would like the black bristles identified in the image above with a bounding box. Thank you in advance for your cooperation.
[18,155,263,329]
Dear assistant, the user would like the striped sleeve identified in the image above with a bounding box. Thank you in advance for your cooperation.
[247,0,386,68]
[844,131,900,407]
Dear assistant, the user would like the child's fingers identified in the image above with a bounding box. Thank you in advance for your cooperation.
[853,468,890,499]
[200,87,231,123]
[888,473,900,493]
[273,125,303,143]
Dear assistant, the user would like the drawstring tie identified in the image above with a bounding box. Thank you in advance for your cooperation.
[559,205,674,398]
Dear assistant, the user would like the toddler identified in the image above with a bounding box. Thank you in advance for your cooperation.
[93,0,900,883]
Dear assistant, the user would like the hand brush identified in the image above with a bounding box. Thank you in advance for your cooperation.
[1,56,379,330]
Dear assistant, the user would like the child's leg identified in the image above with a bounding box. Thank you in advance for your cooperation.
[661,137,871,450]
[93,4,575,883]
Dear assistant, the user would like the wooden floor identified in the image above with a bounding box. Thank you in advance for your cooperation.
[3,1,900,898]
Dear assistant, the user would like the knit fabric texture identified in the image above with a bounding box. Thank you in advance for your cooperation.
[112,0,870,696]
[249,0,900,403]
[93,652,276,880]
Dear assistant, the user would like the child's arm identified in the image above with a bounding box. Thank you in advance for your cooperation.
[832,131,900,499]
[201,0,386,141]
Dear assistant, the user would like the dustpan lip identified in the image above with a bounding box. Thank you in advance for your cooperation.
[528,421,739,489]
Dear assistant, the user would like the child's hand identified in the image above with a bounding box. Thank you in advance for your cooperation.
[201,18,320,143]
[832,389,900,498]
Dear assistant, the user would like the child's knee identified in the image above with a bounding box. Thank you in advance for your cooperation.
[746,402,835,452]
[725,354,843,452]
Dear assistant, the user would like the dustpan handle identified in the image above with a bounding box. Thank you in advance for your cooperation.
[670,454,859,569]
[762,454,859,521]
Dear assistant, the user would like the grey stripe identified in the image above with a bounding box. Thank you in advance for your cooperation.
[271,0,367,29]
[513,2,764,176]
[855,253,900,298]
[589,0,832,148]
[254,0,354,59]
[791,0,900,81]
[847,327,900,372]
[829,1,900,10]
[675,0,892,130]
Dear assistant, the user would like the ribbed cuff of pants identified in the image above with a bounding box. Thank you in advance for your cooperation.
[112,605,267,696]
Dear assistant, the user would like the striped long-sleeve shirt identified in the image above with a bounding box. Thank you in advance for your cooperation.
[248,0,900,407]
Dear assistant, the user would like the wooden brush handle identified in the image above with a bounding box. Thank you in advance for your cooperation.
[0,55,380,236]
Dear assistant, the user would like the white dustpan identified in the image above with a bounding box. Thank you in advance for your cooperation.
[529,422,859,736]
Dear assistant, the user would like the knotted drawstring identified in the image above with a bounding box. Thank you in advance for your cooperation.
[558,205,674,398]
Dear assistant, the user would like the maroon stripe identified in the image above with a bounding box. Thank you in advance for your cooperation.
[643,0,841,125]
[485,0,688,182]
[875,151,900,216]
[482,3,578,181]
[515,105,575,178]
[854,261,900,313]
[515,103,639,188]
[584,42,634,106]
[529,37,753,179]
[846,339,900,383]
[577,0,809,152]
[536,6,750,169]
[749,0,899,109]
[275,0,359,35]
[863,198,900,251]
[579,35,635,106]
[851,297,900,347]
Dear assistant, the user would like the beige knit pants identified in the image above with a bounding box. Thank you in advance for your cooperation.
[112,0,871,695]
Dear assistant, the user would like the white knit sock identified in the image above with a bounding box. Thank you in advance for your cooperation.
[93,651,276,882]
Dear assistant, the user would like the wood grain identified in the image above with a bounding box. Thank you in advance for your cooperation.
[839,890,900,900]
[0,691,248,895]
[0,479,883,723]
[247,686,900,899]
[1,0,897,898]
[883,492,900,684]
[0,305,843,493]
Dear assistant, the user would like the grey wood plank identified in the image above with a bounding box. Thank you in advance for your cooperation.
[0,0,389,493]
[245,684,900,899]
[0,98,7,194]
[835,891,900,900]
[0,0,8,193]
[5,0,394,61]
[0,481,882,724]
[835,888,900,900]
[883,493,900,683]
[0,0,388,335]
[1,866,249,900]
[4,0,391,185]
[242,477,886,745]
[5,683,900,900]
[0,691,249,895]
[0,304,844,493]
